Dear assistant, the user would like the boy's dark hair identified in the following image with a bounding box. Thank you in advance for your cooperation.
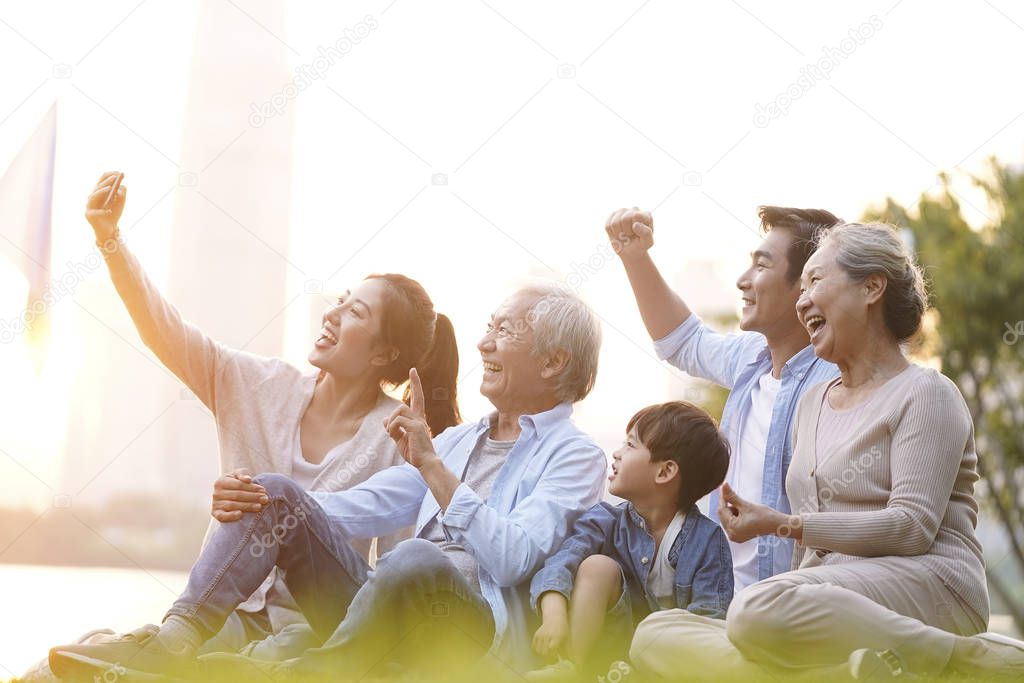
[758,206,842,283]
[627,401,731,512]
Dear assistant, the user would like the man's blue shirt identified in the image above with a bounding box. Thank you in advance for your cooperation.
[654,314,839,583]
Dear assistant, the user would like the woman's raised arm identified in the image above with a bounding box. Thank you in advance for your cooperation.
[85,171,230,409]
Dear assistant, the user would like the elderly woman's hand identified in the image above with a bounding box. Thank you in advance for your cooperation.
[717,482,801,543]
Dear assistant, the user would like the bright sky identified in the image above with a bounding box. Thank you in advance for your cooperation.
[2,0,1024,509]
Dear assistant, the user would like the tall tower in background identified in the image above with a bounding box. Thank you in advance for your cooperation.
[62,1,297,510]
[158,0,296,505]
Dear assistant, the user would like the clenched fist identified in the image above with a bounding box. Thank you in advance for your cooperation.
[605,207,654,262]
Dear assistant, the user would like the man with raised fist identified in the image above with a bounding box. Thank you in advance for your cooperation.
[605,205,840,591]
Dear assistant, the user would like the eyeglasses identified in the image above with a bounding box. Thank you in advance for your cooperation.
[486,321,528,341]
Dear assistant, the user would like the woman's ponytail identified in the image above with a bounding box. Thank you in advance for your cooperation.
[404,313,461,435]
[366,273,462,435]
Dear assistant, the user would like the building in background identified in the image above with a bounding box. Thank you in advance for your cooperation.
[666,260,739,415]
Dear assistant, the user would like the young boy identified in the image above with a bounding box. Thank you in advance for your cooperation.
[526,401,733,680]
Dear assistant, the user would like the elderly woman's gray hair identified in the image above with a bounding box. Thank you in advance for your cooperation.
[516,282,601,403]
[815,222,928,342]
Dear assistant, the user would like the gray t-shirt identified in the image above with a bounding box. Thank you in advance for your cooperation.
[421,436,515,593]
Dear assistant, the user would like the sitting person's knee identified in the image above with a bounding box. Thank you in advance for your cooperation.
[575,554,623,608]
[725,580,799,653]
[629,615,659,665]
[382,538,444,564]
[376,539,449,584]
[252,472,299,497]
[577,554,622,584]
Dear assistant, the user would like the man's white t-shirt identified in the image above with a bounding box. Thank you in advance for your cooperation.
[727,370,781,591]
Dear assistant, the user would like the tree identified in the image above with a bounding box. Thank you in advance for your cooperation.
[866,158,1024,632]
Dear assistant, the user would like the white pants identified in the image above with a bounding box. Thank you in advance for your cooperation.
[630,557,986,680]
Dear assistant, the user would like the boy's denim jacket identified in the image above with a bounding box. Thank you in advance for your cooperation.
[529,501,734,619]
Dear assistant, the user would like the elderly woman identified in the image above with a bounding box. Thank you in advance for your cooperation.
[629,222,1023,679]
[51,283,609,680]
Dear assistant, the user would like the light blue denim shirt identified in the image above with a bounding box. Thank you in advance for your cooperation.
[654,314,839,582]
[308,402,607,673]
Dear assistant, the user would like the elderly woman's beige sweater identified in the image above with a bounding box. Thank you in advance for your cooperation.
[101,239,410,617]
[786,364,989,624]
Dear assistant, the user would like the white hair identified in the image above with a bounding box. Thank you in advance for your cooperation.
[816,222,928,342]
[516,282,602,403]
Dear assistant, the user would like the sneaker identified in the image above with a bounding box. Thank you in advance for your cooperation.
[49,624,197,680]
[849,648,916,680]
[525,658,579,682]
[953,632,1024,678]
[21,628,117,682]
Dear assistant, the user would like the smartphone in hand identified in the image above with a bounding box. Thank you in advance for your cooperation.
[102,173,123,209]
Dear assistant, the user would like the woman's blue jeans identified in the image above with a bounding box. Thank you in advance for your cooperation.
[166,473,495,672]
